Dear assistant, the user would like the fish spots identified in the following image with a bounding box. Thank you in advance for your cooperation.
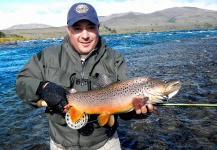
[115,85,130,95]
[64,76,181,127]
[143,79,164,93]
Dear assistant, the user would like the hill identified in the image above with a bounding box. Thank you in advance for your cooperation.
[7,23,53,30]
[101,7,217,33]
[2,7,217,39]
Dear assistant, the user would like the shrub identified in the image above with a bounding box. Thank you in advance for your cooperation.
[0,31,6,38]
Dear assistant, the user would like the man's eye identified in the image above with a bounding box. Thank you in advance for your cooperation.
[73,27,81,31]
[88,26,96,30]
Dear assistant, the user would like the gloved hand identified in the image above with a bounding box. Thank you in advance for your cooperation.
[36,81,68,113]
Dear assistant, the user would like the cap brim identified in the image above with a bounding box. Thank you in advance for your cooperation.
[67,16,98,27]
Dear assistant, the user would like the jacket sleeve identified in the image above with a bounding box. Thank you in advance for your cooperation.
[16,52,45,107]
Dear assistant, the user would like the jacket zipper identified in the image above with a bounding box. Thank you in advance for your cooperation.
[80,48,95,83]
[81,59,85,88]
[80,49,93,89]
[77,59,85,149]
[77,50,94,148]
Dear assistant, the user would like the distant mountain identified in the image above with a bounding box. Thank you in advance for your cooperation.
[7,23,53,30]
[100,7,217,32]
[2,7,217,39]
[99,11,144,22]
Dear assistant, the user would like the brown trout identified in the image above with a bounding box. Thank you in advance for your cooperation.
[65,76,182,127]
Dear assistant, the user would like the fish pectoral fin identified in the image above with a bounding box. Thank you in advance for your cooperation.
[69,107,84,123]
[98,112,110,126]
[92,73,113,89]
[133,96,149,110]
[108,115,115,127]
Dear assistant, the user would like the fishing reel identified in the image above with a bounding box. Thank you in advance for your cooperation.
[65,110,89,129]
[65,88,89,129]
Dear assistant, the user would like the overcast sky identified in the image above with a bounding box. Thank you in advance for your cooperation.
[0,0,216,30]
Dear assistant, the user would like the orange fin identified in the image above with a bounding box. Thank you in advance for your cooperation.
[108,115,115,127]
[64,104,71,110]
[69,107,84,123]
[133,97,149,110]
[98,112,110,126]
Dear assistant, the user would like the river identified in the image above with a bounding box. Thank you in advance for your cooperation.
[0,28,217,149]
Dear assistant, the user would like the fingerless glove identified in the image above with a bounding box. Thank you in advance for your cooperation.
[37,81,68,113]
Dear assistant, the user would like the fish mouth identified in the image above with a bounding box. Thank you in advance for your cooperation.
[146,94,169,104]
[161,90,179,102]
[151,91,178,104]
[155,95,170,103]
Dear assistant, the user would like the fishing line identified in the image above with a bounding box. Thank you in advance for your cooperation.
[154,103,217,107]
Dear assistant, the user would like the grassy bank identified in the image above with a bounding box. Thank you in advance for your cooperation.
[1,25,216,43]
[0,31,33,42]
[0,36,32,42]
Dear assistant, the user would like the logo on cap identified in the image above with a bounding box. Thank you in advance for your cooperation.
[76,4,89,13]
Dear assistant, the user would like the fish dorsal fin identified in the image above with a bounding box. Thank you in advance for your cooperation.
[92,73,113,89]
[98,112,110,126]
[69,107,84,123]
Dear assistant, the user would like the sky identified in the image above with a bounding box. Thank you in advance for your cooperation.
[0,0,217,30]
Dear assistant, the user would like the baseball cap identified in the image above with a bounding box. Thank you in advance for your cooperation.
[67,3,99,27]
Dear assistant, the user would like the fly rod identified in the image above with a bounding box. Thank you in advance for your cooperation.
[154,103,217,107]
[38,99,217,107]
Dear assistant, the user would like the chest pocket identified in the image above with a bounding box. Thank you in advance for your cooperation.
[69,72,117,92]
[43,66,72,89]
[70,75,91,92]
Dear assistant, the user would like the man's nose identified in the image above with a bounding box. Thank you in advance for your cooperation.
[81,29,89,39]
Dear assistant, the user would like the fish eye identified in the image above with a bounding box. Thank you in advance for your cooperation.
[164,80,169,84]
[172,81,181,87]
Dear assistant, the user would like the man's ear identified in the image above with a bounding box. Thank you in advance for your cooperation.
[67,26,71,36]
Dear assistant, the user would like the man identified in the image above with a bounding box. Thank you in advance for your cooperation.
[16,2,154,149]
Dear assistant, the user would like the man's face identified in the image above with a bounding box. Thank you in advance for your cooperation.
[67,19,99,55]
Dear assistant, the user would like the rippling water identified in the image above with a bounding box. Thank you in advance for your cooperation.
[0,28,217,150]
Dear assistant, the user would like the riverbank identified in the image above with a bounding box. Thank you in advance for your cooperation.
[1,26,216,43]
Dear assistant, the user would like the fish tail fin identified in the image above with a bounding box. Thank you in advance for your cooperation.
[69,107,84,123]
[98,112,110,126]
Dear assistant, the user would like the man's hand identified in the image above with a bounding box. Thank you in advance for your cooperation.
[36,81,68,113]
[119,103,155,120]
[135,103,155,114]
